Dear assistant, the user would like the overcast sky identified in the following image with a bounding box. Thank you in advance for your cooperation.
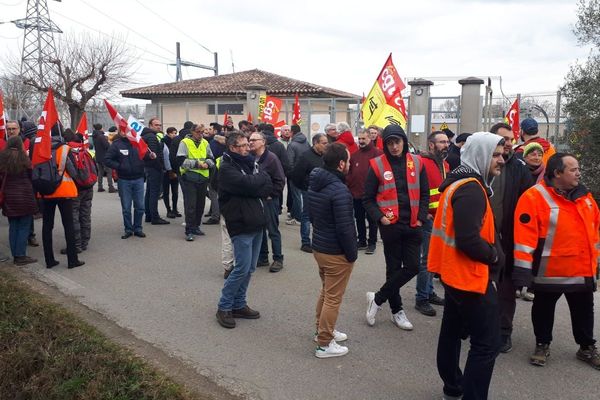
[0,0,589,103]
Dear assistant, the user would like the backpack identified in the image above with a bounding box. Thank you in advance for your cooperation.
[31,148,64,195]
[71,148,98,189]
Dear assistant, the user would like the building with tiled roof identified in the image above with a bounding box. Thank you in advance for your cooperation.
[120,69,360,135]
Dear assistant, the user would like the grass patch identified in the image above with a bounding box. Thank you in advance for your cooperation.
[0,269,201,400]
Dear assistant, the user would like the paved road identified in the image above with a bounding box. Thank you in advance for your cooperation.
[1,190,599,399]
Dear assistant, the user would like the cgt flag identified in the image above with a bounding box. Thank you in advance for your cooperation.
[103,99,148,159]
[32,88,59,165]
[361,53,408,130]
[259,95,282,124]
[292,93,302,125]
[0,90,6,150]
[75,112,89,149]
[504,98,520,141]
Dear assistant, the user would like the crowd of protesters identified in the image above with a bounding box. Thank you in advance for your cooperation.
[1,113,598,400]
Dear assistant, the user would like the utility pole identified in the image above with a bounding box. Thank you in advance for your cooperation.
[171,42,218,81]
[12,0,62,116]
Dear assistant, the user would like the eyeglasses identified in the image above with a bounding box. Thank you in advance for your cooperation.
[248,138,263,142]
[234,143,250,148]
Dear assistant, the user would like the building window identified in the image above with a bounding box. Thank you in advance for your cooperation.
[207,104,244,115]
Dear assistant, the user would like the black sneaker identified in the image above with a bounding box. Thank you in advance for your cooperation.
[357,241,368,250]
[151,218,170,225]
[166,211,176,219]
[530,343,550,366]
[415,300,436,316]
[98,187,106,192]
[204,218,220,225]
[576,344,600,370]
[232,305,260,319]
[429,292,445,306]
[300,244,313,253]
[365,244,376,255]
[68,260,85,269]
[216,310,236,328]
[257,259,269,267]
[121,232,133,239]
[134,231,146,238]
[500,335,513,353]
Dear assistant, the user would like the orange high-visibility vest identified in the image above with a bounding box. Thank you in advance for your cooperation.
[43,144,78,199]
[428,177,495,294]
[369,153,422,227]
[513,180,599,289]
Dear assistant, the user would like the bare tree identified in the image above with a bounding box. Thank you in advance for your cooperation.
[437,98,460,119]
[6,32,136,128]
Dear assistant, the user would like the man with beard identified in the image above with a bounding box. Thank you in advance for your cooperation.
[414,131,450,317]
[489,122,534,353]
[429,132,506,400]
[141,117,169,225]
[346,129,382,255]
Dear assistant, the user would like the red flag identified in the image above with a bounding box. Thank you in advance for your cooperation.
[247,112,253,124]
[223,111,229,127]
[505,99,520,141]
[103,99,148,159]
[292,93,302,125]
[259,96,282,124]
[273,120,287,138]
[31,88,59,165]
[0,90,6,150]
[75,112,89,149]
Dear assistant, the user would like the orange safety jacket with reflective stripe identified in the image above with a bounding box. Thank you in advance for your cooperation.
[369,153,422,227]
[427,178,495,294]
[42,144,78,199]
[421,156,449,217]
[513,180,599,290]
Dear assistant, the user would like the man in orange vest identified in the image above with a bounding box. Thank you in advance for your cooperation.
[513,153,600,370]
[414,131,450,317]
[428,131,506,400]
[363,124,429,331]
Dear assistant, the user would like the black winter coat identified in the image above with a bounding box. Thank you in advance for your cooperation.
[141,128,164,170]
[291,147,322,191]
[104,136,147,180]
[218,153,273,237]
[308,167,358,263]
[92,130,110,163]
[265,132,291,176]
[257,150,285,198]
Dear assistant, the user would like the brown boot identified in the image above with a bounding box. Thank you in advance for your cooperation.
[232,305,260,319]
[14,256,38,266]
[216,310,236,328]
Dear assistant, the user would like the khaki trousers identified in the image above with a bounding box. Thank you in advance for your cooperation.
[313,251,354,346]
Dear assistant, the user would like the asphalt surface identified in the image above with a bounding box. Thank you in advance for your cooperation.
[1,190,599,400]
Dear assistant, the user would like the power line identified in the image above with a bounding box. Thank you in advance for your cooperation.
[79,0,175,59]
[133,0,213,54]
[52,9,173,64]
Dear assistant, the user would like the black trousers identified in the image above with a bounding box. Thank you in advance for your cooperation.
[162,172,179,213]
[497,273,517,337]
[437,282,500,400]
[532,289,595,346]
[181,176,208,233]
[374,223,421,313]
[42,198,78,266]
[353,198,378,246]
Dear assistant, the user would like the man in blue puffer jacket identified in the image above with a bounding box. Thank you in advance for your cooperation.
[307,142,357,359]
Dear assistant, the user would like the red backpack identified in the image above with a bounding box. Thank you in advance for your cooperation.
[69,143,98,189]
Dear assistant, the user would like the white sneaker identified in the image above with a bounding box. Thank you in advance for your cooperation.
[285,218,300,226]
[314,329,348,343]
[521,287,535,301]
[315,339,348,359]
[366,291,380,326]
[391,310,413,331]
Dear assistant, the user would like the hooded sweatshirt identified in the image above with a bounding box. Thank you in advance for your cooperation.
[363,125,429,225]
[337,131,359,155]
[438,132,505,282]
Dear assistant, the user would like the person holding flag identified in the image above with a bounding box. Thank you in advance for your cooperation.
[103,100,155,239]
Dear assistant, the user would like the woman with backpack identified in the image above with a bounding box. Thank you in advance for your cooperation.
[38,124,85,269]
[0,136,38,265]
[61,129,97,254]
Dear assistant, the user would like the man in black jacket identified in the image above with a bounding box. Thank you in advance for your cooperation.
[489,122,534,353]
[308,143,357,358]
[92,123,116,193]
[104,128,153,239]
[363,125,429,331]
[250,132,286,273]
[141,117,168,225]
[216,132,273,329]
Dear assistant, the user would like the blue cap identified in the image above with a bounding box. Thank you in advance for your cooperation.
[520,118,538,135]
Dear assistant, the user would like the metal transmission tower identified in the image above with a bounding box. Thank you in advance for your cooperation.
[13,0,62,88]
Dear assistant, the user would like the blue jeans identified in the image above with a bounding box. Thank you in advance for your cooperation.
[218,230,263,311]
[144,167,162,221]
[289,181,302,221]
[118,177,145,234]
[9,215,32,257]
[416,218,434,302]
[260,198,283,262]
[300,190,311,246]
